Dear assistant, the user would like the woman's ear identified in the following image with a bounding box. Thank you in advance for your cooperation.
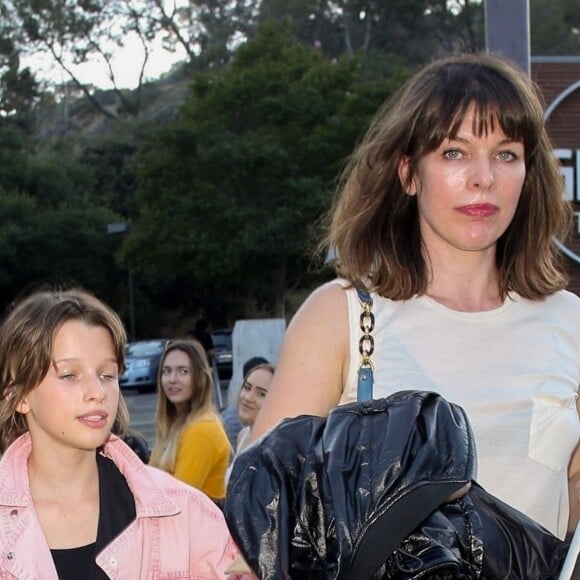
[397,155,418,196]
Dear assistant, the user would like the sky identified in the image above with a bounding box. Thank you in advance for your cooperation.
[23,31,187,91]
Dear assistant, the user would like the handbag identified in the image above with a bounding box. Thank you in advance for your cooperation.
[225,391,568,579]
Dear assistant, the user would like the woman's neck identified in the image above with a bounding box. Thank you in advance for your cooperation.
[425,246,502,312]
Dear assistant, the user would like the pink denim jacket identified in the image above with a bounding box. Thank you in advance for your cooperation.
[0,433,247,579]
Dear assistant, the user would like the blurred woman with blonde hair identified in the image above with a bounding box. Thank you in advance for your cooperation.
[149,339,230,502]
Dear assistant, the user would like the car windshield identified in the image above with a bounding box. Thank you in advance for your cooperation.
[212,332,231,350]
[125,340,165,357]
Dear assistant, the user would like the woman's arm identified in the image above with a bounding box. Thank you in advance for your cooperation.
[248,282,349,444]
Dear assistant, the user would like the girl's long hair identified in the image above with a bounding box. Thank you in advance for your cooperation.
[149,339,221,471]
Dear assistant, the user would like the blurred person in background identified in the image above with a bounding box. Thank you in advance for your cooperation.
[149,339,230,503]
[189,318,215,364]
[225,361,274,486]
[222,356,269,448]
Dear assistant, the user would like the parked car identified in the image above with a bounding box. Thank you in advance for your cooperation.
[120,339,168,393]
[212,329,233,381]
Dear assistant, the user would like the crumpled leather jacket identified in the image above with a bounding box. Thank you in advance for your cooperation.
[224,390,569,579]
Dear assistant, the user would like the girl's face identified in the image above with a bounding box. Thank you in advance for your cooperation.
[17,320,120,454]
[160,349,194,411]
[238,367,273,427]
[403,106,526,260]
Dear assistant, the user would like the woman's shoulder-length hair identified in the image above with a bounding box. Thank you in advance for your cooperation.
[324,53,572,300]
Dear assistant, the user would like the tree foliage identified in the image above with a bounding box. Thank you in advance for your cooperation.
[531,0,580,55]
[258,0,485,60]
[0,0,578,328]
[127,23,401,316]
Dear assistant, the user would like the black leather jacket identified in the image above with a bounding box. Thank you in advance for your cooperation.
[225,391,568,579]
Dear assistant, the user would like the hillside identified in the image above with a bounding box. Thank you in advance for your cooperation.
[34,71,192,144]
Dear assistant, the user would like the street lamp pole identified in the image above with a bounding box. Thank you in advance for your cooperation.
[127,264,136,341]
[484,0,530,75]
[107,222,136,340]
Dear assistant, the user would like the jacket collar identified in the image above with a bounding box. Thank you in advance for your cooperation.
[0,433,179,518]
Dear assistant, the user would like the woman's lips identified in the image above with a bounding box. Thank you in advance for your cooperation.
[456,203,498,217]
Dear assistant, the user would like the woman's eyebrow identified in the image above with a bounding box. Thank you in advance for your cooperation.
[244,380,268,393]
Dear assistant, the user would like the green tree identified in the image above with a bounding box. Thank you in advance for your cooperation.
[258,0,485,61]
[128,23,402,317]
[531,0,580,55]
[0,190,125,313]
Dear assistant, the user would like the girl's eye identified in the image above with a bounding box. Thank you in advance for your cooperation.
[100,373,118,381]
[61,373,76,381]
[178,368,189,375]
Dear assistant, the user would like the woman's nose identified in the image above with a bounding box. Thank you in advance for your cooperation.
[468,155,495,190]
[241,389,255,403]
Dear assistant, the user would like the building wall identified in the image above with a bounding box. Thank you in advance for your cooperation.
[532,57,580,295]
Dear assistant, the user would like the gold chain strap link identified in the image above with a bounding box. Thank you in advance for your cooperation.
[358,295,375,371]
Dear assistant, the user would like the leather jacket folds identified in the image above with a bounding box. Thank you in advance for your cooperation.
[224,391,569,579]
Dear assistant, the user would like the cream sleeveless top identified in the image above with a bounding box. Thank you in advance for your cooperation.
[335,280,580,539]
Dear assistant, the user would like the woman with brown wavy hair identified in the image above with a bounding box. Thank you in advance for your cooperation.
[249,53,580,541]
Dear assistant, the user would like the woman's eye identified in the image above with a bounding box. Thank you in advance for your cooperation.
[60,373,76,381]
[497,151,517,161]
[178,368,189,375]
[443,149,462,160]
[101,373,117,381]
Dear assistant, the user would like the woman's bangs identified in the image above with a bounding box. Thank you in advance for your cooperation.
[418,69,535,155]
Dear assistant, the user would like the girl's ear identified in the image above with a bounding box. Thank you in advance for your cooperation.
[397,155,418,196]
[3,384,29,414]
[15,395,30,415]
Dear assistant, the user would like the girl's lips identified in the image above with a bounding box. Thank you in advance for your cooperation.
[77,411,108,428]
[456,203,498,217]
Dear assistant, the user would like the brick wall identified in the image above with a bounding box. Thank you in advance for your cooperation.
[532,57,580,295]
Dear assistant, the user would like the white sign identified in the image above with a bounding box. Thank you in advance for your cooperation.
[546,80,580,263]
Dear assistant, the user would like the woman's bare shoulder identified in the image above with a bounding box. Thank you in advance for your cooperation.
[248,281,349,442]
[291,279,349,319]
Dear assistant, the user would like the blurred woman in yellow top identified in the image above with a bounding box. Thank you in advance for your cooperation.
[149,339,230,502]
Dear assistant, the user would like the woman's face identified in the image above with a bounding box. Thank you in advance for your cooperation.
[160,349,194,411]
[238,367,273,427]
[403,105,526,259]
